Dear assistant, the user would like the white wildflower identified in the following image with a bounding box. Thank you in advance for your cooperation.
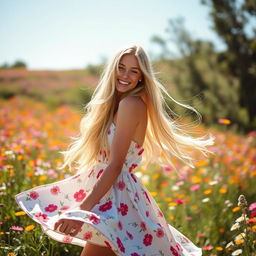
[230,222,240,231]
[171,185,179,191]
[235,233,246,241]
[202,198,210,203]
[232,249,242,255]
[225,241,234,248]
[209,180,218,185]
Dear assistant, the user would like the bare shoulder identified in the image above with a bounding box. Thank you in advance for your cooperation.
[120,96,147,115]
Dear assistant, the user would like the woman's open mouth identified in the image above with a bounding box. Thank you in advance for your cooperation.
[118,79,131,86]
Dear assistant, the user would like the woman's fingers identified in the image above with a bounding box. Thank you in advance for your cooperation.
[54,219,84,236]
[54,219,63,231]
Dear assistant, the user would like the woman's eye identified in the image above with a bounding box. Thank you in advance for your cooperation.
[132,70,138,73]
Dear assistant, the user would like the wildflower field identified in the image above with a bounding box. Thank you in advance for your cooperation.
[0,96,256,256]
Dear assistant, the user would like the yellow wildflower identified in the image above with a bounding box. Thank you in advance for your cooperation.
[15,211,26,216]
[25,225,35,231]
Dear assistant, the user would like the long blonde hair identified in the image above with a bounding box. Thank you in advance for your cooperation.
[58,44,215,174]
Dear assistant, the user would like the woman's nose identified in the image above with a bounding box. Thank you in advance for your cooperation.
[121,70,129,78]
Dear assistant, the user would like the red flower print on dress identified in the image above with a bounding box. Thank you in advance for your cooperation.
[60,206,69,211]
[143,233,153,246]
[143,191,151,203]
[83,231,93,240]
[126,230,133,240]
[50,186,60,195]
[63,236,73,243]
[118,202,128,216]
[140,221,147,231]
[117,181,125,190]
[116,237,125,253]
[88,213,100,224]
[170,245,180,256]
[118,221,123,230]
[131,253,140,256]
[146,210,149,217]
[129,163,138,172]
[158,210,164,217]
[156,228,164,238]
[107,129,111,135]
[99,201,112,212]
[138,148,144,155]
[45,204,58,212]
[88,169,94,178]
[176,242,183,251]
[135,143,141,149]
[96,169,104,179]
[29,191,39,200]
[104,240,112,248]
[73,189,86,202]
[182,236,191,243]
[35,212,49,222]
[134,192,139,202]
[130,173,137,183]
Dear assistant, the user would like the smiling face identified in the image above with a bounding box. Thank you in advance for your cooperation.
[115,54,143,95]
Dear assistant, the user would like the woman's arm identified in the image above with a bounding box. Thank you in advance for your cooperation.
[79,96,143,211]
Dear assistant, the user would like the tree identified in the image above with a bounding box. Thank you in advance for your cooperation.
[201,0,256,130]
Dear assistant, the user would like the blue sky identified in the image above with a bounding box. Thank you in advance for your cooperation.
[1,0,225,70]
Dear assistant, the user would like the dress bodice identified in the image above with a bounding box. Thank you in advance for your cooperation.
[97,123,144,171]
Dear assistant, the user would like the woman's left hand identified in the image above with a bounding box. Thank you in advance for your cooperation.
[54,218,84,236]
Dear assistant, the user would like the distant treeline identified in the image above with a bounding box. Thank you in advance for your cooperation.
[0,60,27,69]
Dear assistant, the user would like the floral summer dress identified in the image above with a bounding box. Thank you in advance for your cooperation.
[15,122,202,256]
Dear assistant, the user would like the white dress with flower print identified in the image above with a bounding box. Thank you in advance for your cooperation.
[15,122,202,256]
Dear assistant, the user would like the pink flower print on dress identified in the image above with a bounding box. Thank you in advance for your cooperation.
[156,228,164,238]
[62,236,73,243]
[99,201,112,212]
[158,210,164,217]
[176,242,183,252]
[140,221,147,231]
[118,203,128,216]
[29,191,39,200]
[117,181,125,190]
[60,206,69,211]
[126,230,134,240]
[45,204,58,213]
[129,163,138,172]
[118,221,123,230]
[143,233,153,246]
[135,143,142,149]
[35,212,49,222]
[96,169,104,179]
[104,240,112,248]
[83,231,93,240]
[170,245,180,256]
[182,236,191,243]
[130,173,137,183]
[88,169,94,178]
[138,148,144,156]
[73,189,86,202]
[134,192,139,202]
[116,237,125,253]
[143,191,151,204]
[88,213,100,224]
[50,186,60,195]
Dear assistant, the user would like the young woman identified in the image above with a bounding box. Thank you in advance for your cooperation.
[15,44,215,256]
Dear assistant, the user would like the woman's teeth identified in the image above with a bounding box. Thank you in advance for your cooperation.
[118,79,130,85]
